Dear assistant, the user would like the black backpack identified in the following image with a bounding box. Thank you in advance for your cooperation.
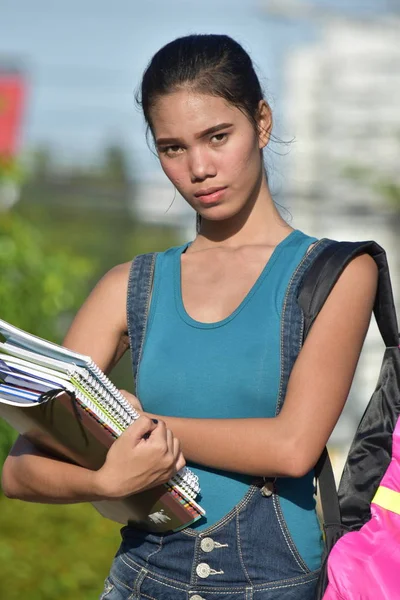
[298,240,400,598]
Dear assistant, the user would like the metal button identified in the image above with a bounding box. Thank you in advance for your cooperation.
[260,480,275,497]
[200,537,215,552]
[196,562,211,578]
[190,596,205,600]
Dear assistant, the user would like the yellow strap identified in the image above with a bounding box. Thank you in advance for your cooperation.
[372,486,400,515]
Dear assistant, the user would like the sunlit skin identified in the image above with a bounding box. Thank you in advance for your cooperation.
[1,86,378,504]
[151,90,291,249]
[149,90,296,324]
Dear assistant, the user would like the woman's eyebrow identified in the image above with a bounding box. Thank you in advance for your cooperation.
[156,122,233,146]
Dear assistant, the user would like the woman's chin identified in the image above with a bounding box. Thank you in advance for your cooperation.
[198,204,242,223]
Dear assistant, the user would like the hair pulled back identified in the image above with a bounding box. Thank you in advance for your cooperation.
[136,34,266,136]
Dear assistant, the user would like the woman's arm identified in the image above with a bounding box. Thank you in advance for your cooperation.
[2,417,180,502]
[1,263,184,502]
[143,254,378,478]
[62,262,132,373]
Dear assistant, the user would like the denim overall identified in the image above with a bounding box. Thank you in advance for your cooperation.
[100,237,334,600]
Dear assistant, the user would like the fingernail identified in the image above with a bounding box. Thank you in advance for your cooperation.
[152,419,158,424]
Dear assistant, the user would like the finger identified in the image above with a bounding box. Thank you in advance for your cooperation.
[150,418,167,440]
[176,452,186,472]
[172,436,181,461]
[166,428,174,453]
[126,415,157,442]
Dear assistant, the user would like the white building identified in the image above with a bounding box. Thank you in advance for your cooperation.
[284,17,400,212]
[281,14,400,457]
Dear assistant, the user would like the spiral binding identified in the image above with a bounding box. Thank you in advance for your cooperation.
[75,375,129,431]
[70,363,200,495]
[88,361,139,421]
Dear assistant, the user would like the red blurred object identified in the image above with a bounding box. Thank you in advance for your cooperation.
[0,72,25,157]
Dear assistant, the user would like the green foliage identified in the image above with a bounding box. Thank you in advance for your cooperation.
[342,165,372,183]
[0,212,94,478]
[0,499,120,600]
[0,209,116,599]
[343,154,400,212]
[0,213,92,338]
[0,419,16,471]
[0,210,96,458]
[374,181,400,211]
[0,146,183,599]
[0,155,25,185]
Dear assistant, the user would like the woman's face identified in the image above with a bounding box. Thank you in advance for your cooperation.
[150,90,269,222]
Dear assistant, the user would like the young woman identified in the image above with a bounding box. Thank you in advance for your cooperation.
[2,34,378,599]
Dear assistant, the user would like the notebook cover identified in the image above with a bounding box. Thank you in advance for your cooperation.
[0,393,203,532]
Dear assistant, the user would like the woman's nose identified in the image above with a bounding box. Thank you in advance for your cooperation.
[188,148,217,182]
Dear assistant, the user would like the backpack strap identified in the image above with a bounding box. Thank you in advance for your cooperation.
[127,252,157,384]
[298,240,399,553]
[300,240,399,347]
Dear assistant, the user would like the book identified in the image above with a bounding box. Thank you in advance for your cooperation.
[0,318,205,532]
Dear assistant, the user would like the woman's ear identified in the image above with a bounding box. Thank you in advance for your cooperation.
[257,100,273,149]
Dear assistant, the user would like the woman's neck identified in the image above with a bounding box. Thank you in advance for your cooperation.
[193,176,292,251]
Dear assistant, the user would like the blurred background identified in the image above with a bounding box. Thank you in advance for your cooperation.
[0,0,399,598]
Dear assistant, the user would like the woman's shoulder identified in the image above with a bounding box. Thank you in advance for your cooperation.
[297,233,378,293]
[157,242,190,258]
[304,235,379,290]
[147,242,191,271]
[131,242,190,262]
[98,242,189,288]
[99,261,131,288]
[309,235,378,274]
[339,252,378,287]
[80,263,132,321]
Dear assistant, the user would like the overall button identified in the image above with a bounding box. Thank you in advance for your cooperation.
[200,537,215,552]
[196,563,211,578]
[190,596,206,600]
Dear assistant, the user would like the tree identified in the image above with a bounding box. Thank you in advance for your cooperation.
[0,145,182,599]
[0,213,93,469]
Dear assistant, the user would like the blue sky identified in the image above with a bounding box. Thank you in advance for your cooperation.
[0,0,390,180]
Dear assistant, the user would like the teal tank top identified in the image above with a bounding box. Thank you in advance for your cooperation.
[136,229,323,571]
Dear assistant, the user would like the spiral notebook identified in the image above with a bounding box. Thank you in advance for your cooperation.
[0,318,205,532]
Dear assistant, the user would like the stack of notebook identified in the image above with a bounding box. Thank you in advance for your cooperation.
[0,318,205,532]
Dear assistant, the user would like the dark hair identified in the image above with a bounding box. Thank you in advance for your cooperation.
[136,34,271,232]
[136,34,267,138]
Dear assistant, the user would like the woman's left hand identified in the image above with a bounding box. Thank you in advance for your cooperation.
[120,389,143,411]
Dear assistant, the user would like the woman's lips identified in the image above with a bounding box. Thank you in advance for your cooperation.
[195,187,227,205]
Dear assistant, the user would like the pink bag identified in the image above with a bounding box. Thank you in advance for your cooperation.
[323,416,400,599]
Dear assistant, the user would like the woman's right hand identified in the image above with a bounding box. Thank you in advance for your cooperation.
[94,416,185,500]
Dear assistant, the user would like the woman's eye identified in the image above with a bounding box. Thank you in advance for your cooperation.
[210,133,228,144]
[160,145,183,157]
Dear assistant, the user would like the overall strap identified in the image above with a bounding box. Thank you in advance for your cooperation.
[127,252,157,383]
[297,239,399,556]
